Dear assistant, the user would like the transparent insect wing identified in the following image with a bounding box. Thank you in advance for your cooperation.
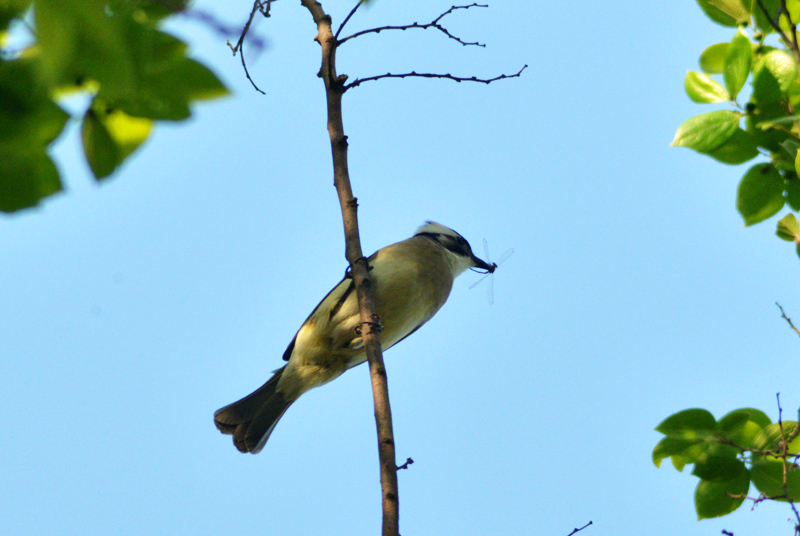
[496,248,514,266]
[469,272,490,290]
[469,241,513,303]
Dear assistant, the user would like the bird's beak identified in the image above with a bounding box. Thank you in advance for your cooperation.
[472,255,496,273]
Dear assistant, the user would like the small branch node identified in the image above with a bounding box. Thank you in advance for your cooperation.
[397,458,414,470]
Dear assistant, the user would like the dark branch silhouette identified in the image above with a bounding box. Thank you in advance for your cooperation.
[566,521,593,536]
[335,0,364,40]
[226,0,275,94]
[344,64,527,90]
[338,3,488,47]
[396,458,414,470]
[776,302,800,338]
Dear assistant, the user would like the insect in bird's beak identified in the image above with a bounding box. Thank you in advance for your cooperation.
[472,256,496,273]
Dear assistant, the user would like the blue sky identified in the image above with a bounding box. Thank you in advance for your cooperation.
[3,1,800,535]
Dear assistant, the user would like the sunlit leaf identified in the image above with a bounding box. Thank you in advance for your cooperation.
[685,71,730,103]
[753,50,798,103]
[776,212,800,241]
[695,0,750,26]
[751,421,800,454]
[671,111,740,153]
[717,408,771,446]
[700,43,728,73]
[724,30,752,99]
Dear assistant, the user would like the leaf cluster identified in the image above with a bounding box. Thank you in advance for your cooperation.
[672,0,800,257]
[0,0,229,213]
[653,407,800,520]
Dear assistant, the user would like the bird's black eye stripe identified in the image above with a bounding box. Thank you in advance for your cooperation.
[417,232,471,257]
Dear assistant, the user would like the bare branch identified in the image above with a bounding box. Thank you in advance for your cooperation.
[335,0,365,40]
[338,3,488,47]
[226,0,275,94]
[344,64,527,90]
[777,303,800,339]
[566,521,593,536]
[299,2,400,535]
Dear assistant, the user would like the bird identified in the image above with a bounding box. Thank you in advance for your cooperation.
[214,221,496,454]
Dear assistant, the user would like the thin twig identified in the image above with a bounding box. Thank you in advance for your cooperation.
[566,521,593,536]
[227,0,274,94]
[335,0,364,40]
[776,303,800,338]
[344,64,527,90]
[338,3,488,47]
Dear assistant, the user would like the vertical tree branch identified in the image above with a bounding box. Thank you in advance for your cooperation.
[299,2,400,535]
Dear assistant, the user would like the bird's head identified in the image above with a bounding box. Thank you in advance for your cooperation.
[414,221,496,277]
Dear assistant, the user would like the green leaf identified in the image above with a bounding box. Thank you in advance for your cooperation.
[168,58,230,101]
[717,408,772,445]
[88,96,153,163]
[653,437,703,468]
[724,30,753,99]
[82,109,120,180]
[753,50,799,104]
[696,0,750,26]
[109,57,229,121]
[692,444,746,481]
[737,163,785,225]
[753,0,782,33]
[0,58,69,146]
[656,409,716,439]
[700,43,729,74]
[751,421,800,454]
[756,115,800,129]
[694,468,750,519]
[776,212,800,241]
[0,0,32,32]
[787,178,800,211]
[747,112,788,152]
[671,111,741,153]
[685,71,730,103]
[750,458,800,500]
[35,0,137,94]
[0,146,62,212]
[707,129,759,164]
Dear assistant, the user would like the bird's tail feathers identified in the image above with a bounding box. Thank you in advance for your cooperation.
[214,365,294,454]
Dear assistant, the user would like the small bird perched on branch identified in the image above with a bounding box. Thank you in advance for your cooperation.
[214,222,496,453]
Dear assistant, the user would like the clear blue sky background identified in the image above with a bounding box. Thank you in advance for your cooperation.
[3,1,799,535]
